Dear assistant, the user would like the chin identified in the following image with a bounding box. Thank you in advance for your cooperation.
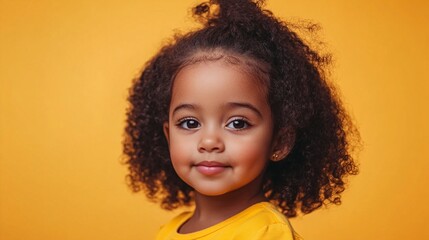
[193,187,231,197]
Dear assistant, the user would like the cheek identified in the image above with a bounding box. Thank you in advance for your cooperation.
[228,133,272,165]
[168,134,192,165]
[241,142,270,162]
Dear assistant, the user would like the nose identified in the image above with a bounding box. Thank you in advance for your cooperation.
[198,128,225,153]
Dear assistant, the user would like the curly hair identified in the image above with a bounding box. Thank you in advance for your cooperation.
[123,0,360,217]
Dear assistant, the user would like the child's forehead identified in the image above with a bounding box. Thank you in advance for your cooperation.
[171,60,270,108]
[178,49,271,87]
[170,61,271,117]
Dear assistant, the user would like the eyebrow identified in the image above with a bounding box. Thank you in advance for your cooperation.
[171,102,263,118]
[226,102,263,118]
[172,104,197,116]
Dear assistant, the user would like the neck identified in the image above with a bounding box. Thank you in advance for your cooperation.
[192,174,267,224]
[178,173,268,234]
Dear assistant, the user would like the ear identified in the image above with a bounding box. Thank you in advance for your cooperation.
[270,127,295,162]
[163,121,170,145]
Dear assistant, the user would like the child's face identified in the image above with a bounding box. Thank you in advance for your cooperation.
[163,60,274,197]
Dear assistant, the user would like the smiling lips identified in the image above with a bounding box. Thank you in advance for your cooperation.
[194,161,229,176]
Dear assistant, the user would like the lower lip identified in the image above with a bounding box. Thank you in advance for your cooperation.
[195,166,227,176]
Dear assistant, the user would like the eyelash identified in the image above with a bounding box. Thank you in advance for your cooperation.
[176,117,252,131]
[225,117,252,130]
[176,117,200,130]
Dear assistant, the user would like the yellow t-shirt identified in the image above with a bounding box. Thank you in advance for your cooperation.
[156,202,301,240]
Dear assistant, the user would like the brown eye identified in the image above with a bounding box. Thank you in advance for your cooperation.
[226,119,250,130]
[179,119,200,129]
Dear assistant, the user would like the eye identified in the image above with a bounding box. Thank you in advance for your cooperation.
[226,118,250,130]
[177,118,201,129]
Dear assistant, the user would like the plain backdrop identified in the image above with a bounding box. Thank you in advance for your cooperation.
[1,0,428,239]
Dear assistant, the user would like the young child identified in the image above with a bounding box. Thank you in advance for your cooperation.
[123,0,359,239]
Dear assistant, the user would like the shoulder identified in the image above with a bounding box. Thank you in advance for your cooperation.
[155,211,192,240]
[240,202,290,227]
[251,223,297,240]
[232,202,299,240]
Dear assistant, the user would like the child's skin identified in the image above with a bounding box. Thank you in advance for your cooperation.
[163,55,291,233]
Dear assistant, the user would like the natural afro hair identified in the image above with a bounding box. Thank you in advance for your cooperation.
[123,0,360,217]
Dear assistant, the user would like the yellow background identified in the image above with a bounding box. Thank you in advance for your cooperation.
[1,0,428,239]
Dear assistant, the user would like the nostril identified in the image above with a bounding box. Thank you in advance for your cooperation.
[198,137,225,153]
